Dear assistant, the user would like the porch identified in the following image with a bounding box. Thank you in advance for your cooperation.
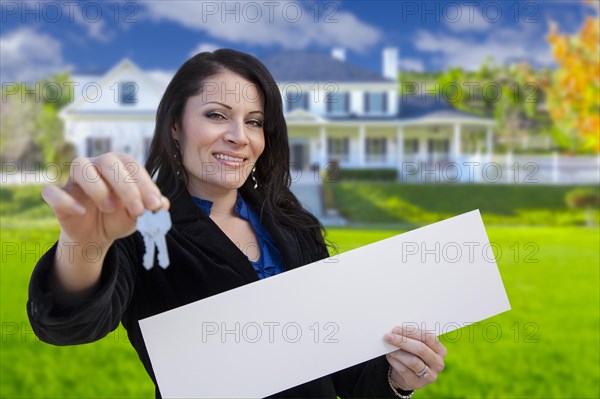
[286,120,495,176]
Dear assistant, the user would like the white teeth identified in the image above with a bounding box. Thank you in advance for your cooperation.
[214,153,244,163]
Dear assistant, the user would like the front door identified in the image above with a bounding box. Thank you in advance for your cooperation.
[427,138,450,162]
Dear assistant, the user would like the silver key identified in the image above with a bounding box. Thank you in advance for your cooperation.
[137,209,172,270]
[154,209,172,269]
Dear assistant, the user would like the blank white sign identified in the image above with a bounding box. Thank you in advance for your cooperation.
[139,210,511,398]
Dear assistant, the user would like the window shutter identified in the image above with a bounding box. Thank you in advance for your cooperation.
[364,92,370,113]
[382,92,388,113]
[344,92,350,112]
[86,137,93,157]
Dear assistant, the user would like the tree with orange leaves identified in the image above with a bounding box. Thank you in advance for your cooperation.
[546,12,600,152]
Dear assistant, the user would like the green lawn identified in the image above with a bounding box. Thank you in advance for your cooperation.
[1,222,598,398]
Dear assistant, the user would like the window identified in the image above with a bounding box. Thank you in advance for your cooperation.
[86,137,111,157]
[327,137,349,162]
[120,81,138,104]
[404,138,419,154]
[366,138,387,162]
[364,92,387,113]
[286,91,309,112]
[326,91,349,114]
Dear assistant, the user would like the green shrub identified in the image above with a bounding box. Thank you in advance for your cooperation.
[0,185,45,215]
[565,188,600,209]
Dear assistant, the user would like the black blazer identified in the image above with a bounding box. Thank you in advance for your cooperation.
[27,189,396,398]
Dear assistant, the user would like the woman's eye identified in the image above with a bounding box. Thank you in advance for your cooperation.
[247,119,263,127]
[206,112,226,120]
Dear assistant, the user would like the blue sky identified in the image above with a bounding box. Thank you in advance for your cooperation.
[1,0,597,83]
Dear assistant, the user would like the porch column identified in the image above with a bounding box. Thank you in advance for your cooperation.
[396,125,404,171]
[319,126,327,168]
[486,126,493,162]
[453,123,462,160]
[358,125,366,166]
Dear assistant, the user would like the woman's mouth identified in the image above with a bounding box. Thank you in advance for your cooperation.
[213,153,246,165]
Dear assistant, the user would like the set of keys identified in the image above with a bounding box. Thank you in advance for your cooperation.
[136,209,172,270]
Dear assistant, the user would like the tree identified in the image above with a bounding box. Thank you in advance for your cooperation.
[437,59,553,151]
[546,14,600,152]
[0,84,45,166]
[35,73,76,166]
[0,73,75,169]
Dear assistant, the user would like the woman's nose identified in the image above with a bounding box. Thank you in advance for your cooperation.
[224,120,249,145]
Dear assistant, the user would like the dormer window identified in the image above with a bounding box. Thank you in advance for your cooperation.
[365,92,387,114]
[326,91,349,114]
[120,81,138,104]
[286,91,309,112]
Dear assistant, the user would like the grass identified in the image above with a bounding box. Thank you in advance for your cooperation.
[328,183,600,226]
[2,221,599,398]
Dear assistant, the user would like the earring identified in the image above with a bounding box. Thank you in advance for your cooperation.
[251,166,258,189]
[173,139,183,179]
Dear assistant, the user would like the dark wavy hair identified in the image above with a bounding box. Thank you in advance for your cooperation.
[145,49,327,249]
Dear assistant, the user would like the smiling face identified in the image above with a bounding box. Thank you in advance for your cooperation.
[172,70,265,198]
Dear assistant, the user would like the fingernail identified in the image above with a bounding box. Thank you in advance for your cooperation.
[384,333,394,342]
[130,198,144,215]
[393,327,402,334]
[72,203,86,215]
[147,194,161,209]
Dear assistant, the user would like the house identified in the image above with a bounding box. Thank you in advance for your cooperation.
[60,48,495,181]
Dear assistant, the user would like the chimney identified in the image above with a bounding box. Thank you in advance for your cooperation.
[382,47,398,80]
[331,47,346,62]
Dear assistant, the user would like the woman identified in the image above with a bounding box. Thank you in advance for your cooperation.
[27,49,446,398]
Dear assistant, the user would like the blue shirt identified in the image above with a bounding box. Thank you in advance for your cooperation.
[191,193,285,279]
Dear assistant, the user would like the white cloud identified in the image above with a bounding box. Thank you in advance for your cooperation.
[414,23,554,70]
[70,2,114,42]
[17,0,114,42]
[189,42,221,57]
[445,5,490,32]
[398,58,425,72]
[0,28,72,83]
[140,1,381,53]
[147,69,174,88]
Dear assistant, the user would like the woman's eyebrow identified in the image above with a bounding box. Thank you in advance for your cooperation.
[248,111,264,116]
[203,101,232,109]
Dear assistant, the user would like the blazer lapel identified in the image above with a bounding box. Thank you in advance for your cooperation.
[169,190,260,283]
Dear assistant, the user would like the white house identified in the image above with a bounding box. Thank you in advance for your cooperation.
[60,48,495,178]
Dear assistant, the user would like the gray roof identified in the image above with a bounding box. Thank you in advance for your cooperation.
[327,94,492,122]
[261,51,393,83]
[398,94,489,120]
